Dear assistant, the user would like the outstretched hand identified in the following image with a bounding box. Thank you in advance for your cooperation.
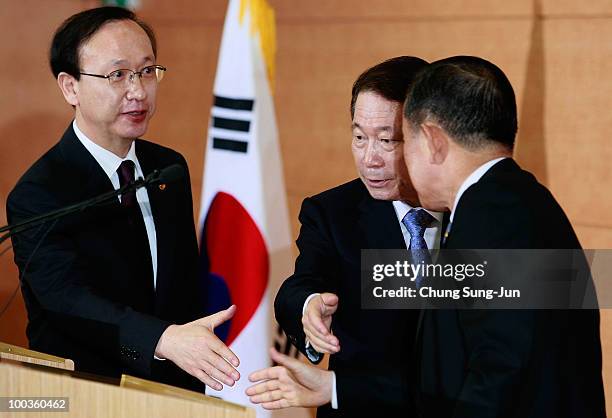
[155,305,240,390]
[302,293,340,353]
[246,347,333,409]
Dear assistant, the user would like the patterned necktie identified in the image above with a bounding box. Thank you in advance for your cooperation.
[402,208,435,287]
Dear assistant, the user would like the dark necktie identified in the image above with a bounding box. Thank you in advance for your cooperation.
[118,160,138,208]
[402,208,435,287]
[117,160,155,311]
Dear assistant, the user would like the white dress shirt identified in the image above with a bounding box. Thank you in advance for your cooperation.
[72,120,158,288]
[304,199,443,409]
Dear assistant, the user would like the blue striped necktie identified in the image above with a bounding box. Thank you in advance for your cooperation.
[402,208,435,287]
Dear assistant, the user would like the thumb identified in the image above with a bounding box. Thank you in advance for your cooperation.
[320,293,339,308]
[269,347,303,373]
[204,304,236,330]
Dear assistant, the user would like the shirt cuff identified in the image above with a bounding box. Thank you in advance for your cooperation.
[153,355,167,361]
[331,371,338,409]
[303,293,320,316]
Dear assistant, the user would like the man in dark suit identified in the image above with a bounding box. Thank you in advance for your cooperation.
[402,56,605,417]
[246,57,442,416]
[7,7,240,393]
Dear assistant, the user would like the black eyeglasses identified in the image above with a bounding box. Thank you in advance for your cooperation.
[79,65,167,87]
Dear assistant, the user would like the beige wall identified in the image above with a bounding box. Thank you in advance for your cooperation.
[1,0,611,411]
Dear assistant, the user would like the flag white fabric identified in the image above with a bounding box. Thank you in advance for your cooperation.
[198,0,295,416]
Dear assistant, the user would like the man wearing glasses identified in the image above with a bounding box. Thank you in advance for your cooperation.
[6,7,240,393]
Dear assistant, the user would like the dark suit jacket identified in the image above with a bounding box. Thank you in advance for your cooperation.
[416,158,605,418]
[275,179,420,417]
[7,125,205,392]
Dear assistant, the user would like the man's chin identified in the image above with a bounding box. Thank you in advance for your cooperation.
[365,187,397,201]
[116,125,148,141]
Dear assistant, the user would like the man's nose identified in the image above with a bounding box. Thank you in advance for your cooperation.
[126,73,147,100]
[364,140,384,167]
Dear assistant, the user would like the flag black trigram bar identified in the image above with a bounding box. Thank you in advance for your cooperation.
[211,95,254,153]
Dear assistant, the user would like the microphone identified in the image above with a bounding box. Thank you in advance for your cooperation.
[143,163,185,186]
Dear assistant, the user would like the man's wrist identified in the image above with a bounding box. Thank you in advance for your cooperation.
[154,324,176,359]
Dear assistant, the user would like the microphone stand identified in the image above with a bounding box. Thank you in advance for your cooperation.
[0,171,161,245]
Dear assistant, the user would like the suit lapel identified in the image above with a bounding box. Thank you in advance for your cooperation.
[55,124,128,240]
[357,195,406,250]
[57,125,116,199]
[135,141,173,313]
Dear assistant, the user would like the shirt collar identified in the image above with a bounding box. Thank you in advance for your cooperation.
[450,157,507,222]
[72,120,141,180]
[392,200,444,226]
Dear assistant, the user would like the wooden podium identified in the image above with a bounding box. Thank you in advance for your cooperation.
[0,342,255,417]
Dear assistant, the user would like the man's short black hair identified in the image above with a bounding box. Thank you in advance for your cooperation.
[404,56,518,150]
[49,6,157,80]
[350,56,428,118]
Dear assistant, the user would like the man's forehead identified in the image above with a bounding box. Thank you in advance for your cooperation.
[352,121,394,132]
[355,90,400,109]
[82,20,151,51]
[79,20,154,66]
[352,106,402,131]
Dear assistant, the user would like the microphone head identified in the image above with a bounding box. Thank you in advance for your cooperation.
[145,164,185,186]
[158,164,185,184]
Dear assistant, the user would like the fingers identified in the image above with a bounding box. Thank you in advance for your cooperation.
[201,357,238,386]
[246,376,280,395]
[249,365,282,383]
[302,306,340,349]
[304,327,340,353]
[178,318,241,388]
[249,389,284,404]
[305,307,332,336]
[249,391,298,409]
[182,349,239,389]
[208,349,241,381]
[246,349,333,409]
[246,379,290,408]
[198,307,240,367]
[192,368,223,391]
[303,295,339,343]
[246,374,290,409]
[190,340,239,388]
[206,332,240,368]
[260,399,291,410]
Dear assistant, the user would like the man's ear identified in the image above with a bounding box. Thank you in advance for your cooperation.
[57,72,79,107]
[420,122,449,165]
